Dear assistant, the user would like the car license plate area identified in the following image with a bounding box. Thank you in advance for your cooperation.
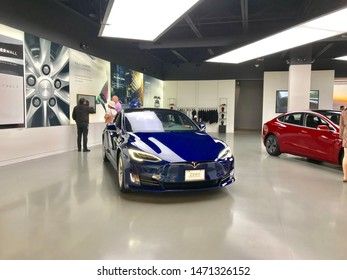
[185,169,205,181]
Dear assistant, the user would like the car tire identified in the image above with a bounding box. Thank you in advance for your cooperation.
[265,134,281,156]
[117,155,129,193]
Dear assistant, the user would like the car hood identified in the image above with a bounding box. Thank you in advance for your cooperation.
[128,132,227,162]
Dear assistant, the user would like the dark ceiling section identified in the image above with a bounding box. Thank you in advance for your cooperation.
[1,0,347,80]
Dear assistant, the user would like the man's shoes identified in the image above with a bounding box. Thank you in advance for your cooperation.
[78,149,81,152]
[83,149,91,152]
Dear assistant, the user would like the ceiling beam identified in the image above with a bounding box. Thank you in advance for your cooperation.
[185,15,202,38]
[138,37,234,49]
[240,0,249,34]
[313,43,334,60]
[171,50,190,62]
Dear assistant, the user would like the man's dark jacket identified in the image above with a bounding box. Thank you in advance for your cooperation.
[72,104,95,126]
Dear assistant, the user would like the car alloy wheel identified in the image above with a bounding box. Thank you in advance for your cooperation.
[117,155,128,193]
[265,135,281,156]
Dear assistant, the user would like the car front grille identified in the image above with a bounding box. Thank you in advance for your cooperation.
[162,179,220,190]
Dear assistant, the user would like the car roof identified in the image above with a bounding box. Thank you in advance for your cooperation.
[124,108,181,114]
[310,109,341,114]
[280,109,341,116]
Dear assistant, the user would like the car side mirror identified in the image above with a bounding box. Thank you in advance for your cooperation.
[106,123,117,131]
[106,124,122,135]
[317,124,329,131]
[198,123,206,131]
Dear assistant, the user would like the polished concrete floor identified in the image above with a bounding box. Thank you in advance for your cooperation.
[0,131,346,260]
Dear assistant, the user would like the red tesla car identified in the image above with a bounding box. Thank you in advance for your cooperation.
[262,110,343,165]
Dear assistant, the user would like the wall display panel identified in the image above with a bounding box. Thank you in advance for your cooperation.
[275,90,288,113]
[276,90,319,113]
[309,90,319,109]
[76,94,96,113]
[143,75,163,108]
[70,50,110,122]
[0,33,25,128]
[25,34,70,127]
[110,64,143,109]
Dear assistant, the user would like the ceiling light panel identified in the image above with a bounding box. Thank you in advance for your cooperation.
[207,7,347,64]
[334,56,347,61]
[100,0,200,41]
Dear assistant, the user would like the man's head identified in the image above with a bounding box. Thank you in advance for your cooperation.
[112,95,119,103]
[79,98,85,105]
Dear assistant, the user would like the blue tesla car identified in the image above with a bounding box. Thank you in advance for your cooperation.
[102,108,235,192]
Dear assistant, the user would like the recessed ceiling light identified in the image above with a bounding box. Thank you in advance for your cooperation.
[99,0,201,41]
[206,7,347,64]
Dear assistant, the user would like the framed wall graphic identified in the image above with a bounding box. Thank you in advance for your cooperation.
[0,34,25,128]
[77,94,96,113]
[110,64,144,108]
[25,33,70,127]
[276,90,319,113]
[309,90,319,109]
[275,90,288,113]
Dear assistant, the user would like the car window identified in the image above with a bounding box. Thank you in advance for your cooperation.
[329,114,339,125]
[305,114,328,129]
[313,111,340,125]
[282,113,303,125]
[125,110,199,132]
[325,114,340,125]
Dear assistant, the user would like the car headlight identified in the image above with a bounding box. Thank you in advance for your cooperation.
[217,146,232,160]
[129,149,162,162]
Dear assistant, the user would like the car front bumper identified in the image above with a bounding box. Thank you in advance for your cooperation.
[123,157,235,192]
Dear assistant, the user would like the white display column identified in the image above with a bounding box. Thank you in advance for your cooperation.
[288,64,311,111]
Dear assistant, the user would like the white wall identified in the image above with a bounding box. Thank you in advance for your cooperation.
[311,70,335,109]
[163,80,235,133]
[0,123,105,166]
[262,70,334,125]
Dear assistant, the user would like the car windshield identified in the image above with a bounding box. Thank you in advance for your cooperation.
[125,110,199,132]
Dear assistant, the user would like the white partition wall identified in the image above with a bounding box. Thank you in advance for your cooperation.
[263,72,289,125]
[163,80,235,133]
[197,80,218,108]
[311,70,335,108]
[177,81,197,107]
[0,123,105,166]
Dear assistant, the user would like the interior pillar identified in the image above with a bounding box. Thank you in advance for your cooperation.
[288,64,312,111]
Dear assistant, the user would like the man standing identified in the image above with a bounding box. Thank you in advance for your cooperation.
[112,95,122,112]
[72,97,95,152]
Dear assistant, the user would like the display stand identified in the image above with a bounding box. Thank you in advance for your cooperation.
[168,98,176,110]
[219,98,227,133]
